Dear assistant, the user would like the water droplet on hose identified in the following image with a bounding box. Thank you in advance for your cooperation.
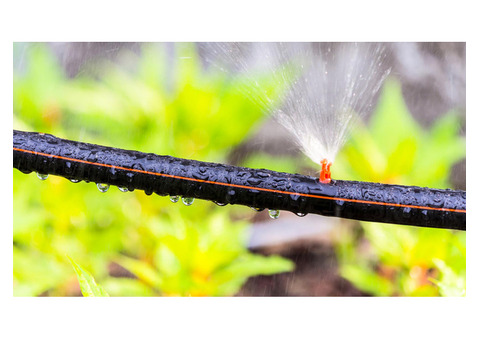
[170,195,180,203]
[182,197,195,206]
[268,209,280,219]
[69,178,80,183]
[36,173,48,180]
[295,212,307,217]
[96,183,110,193]
[118,186,128,192]
[214,201,227,206]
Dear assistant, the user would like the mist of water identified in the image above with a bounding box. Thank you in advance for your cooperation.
[200,42,391,167]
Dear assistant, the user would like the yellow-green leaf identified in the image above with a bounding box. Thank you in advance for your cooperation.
[68,256,109,297]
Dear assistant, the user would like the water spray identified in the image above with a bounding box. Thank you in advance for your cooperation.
[13,130,466,230]
[201,42,391,174]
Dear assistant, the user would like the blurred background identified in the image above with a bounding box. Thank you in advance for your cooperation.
[13,42,466,296]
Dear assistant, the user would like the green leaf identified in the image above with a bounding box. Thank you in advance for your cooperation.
[340,263,394,296]
[386,136,417,181]
[101,277,155,297]
[370,79,421,157]
[214,253,294,285]
[431,258,466,297]
[114,255,163,289]
[68,256,109,297]
[430,111,462,142]
[212,253,294,296]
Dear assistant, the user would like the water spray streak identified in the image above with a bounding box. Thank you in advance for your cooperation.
[13,130,466,230]
[201,42,391,174]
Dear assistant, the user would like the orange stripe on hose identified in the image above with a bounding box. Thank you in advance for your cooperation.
[13,147,467,214]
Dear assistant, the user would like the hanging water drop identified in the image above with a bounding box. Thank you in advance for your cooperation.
[295,212,307,217]
[96,183,110,193]
[36,173,48,180]
[182,197,195,206]
[69,178,80,183]
[214,201,227,206]
[268,209,280,219]
[118,186,128,192]
[170,195,180,203]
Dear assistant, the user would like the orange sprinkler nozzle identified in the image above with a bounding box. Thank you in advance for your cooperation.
[320,159,332,184]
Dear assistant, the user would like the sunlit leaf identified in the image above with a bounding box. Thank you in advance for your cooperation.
[340,263,394,296]
[101,277,155,297]
[430,258,466,297]
[114,255,163,289]
[370,79,421,157]
[68,256,109,297]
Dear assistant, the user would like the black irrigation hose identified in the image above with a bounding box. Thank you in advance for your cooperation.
[13,130,466,231]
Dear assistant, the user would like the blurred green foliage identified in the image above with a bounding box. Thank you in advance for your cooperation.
[13,43,294,296]
[114,212,293,296]
[333,79,466,296]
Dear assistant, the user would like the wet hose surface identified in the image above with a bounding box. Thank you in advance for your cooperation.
[13,130,466,230]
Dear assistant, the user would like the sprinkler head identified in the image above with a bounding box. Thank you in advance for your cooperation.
[319,158,332,184]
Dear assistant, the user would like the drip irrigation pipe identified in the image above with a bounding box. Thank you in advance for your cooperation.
[13,130,466,231]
